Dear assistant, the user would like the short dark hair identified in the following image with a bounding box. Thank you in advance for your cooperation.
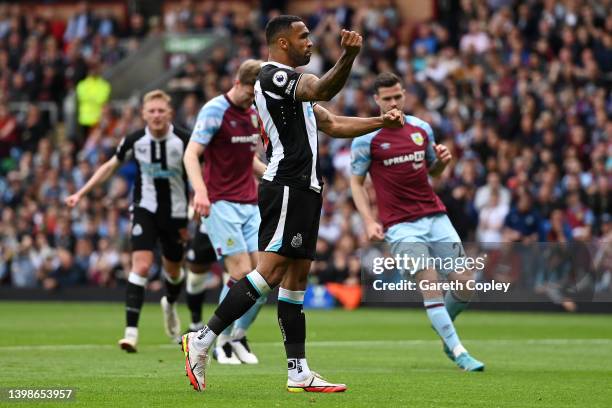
[373,72,402,93]
[265,15,303,45]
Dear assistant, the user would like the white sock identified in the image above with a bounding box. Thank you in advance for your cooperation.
[190,321,204,331]
[124,326,138,340]
[288,358,311,382]
[453,344,467,358]
[217,333,232,346]
[186,271,207,294]
[233,327,246,340]
[193,326,217,352]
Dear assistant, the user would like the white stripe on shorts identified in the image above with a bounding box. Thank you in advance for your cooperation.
[265,185,289,251]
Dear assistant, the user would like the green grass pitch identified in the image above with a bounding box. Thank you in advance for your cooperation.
[1,301,611,407]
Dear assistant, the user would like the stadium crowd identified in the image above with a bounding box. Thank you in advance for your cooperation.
[0,1,610,297]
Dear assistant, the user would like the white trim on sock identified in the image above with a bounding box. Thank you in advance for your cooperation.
[164,268,185,284]
[128,272,147,287]
[186,271,207,294]
[278,287,305,304]
[246,270,272,295]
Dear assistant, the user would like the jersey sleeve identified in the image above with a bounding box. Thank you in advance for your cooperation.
[350,135,373,176]
[191,103,225,145]
[115,132,139,162]
[260,67,302,101]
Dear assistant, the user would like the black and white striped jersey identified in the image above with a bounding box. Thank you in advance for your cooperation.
[115,125,190,219]
[254,61,322,193]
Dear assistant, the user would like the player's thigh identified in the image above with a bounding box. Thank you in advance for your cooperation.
[130,208,159,257]
[280,258,311,291]
[386,218,431,276]
[242,203,261,256]
[428,214,465,278]
[258,182,322,260]
[158,217,188,263]
[204,201,248,260]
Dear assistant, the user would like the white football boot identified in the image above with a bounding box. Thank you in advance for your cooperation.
[118,327,138,353]
[160,296,181,342]
[231,336,259,364]
[287,371,347,393]
[182,332,210,391]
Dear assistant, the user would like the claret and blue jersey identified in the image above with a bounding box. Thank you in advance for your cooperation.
[191,93,260,205]
[351,115,447,231]
[190,94,262,258]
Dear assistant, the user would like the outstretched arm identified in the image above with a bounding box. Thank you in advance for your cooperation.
[295,30,362,102]
[183,140,210,217]
[314,104,404,138]
[65,156,121,207]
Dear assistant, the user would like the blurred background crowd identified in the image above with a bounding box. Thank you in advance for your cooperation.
[0,0,610,299]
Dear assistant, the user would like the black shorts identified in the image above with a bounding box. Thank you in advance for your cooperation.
[186,227,217,265]
[130,207,187,262]
[258,181,322,260]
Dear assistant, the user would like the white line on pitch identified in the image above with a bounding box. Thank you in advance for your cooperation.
[0,338,611,352]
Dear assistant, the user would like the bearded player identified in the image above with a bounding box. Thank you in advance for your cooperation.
[181,15,403,392]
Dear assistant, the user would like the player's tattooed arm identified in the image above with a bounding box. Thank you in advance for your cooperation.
[183,140,211,217]
[65,156,121,207]
[295,30,362,102]
[314,104,404,138]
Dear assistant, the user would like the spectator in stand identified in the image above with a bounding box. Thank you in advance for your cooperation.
[477,190,509,246]
[75,59,110,141]
[0,103,18,161]
[0,0,610,296]
[503,193,543,243]
[64,1,96,45]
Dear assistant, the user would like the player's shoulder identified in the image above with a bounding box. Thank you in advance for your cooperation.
[258,62,298,84]
[351,130,380,149]
[404,115,434,135]
[123,128,147,144]
[172,124,191,143]
[259,62,291,77]
[199,94,230,116]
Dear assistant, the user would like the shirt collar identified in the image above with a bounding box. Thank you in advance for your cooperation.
[262,60,296,71]
[145,124,173,140]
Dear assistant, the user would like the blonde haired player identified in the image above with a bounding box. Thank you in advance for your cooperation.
[66,90,191,352]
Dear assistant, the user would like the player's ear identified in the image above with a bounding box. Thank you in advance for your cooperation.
[278,37,288,51]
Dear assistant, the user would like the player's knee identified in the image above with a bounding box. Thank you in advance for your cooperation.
[132,261,151,276]
[258,267,284,288]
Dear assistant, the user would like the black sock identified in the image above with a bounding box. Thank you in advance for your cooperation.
[278,300,306,359]
[126,282,145,327]
[207,277,261,335]
[164,274,183,304]
[187,290,205,324]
